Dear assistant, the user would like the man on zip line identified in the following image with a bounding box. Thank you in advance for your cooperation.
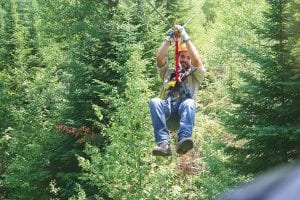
[150,25,206,156]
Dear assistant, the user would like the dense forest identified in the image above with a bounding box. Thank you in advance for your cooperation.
[0,0,299,199]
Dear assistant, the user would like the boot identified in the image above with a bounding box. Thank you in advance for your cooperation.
[176,137,193,154]
[152,141,172,156]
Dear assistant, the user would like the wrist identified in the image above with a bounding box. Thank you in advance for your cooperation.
[164,40,171,46]
[165,39,172,45]
[166,31,175,44]
[182,33,190,42]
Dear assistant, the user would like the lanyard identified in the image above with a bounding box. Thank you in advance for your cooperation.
[175,40,180,82]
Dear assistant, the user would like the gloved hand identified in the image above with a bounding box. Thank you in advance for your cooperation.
[166,31,175,44]
[175,25,190,42]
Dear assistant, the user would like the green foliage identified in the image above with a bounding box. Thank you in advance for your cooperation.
[223,0,300,174]
[1,0,298,199]
[4,140,50,199]
[0,64,72,199]
[79,44,201,199]
[191,80,249,198]
[0,1,80,198]
[0,0,17,70]
[288,0,300,77]
[78,45,154,199]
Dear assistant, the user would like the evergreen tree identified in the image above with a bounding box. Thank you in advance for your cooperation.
[15,0,44,69]
[35,0,113,198]
[224,0,300,174]
[79,44,155,199]
[0,1,73,198]
[289,0,300,75]
[0,0,17,70]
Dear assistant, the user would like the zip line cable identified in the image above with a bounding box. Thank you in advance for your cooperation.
[144,0,179,82]
[183,3,203,27]
[145,0,203,29]
[183,10,198,27]
[144,0,173,28]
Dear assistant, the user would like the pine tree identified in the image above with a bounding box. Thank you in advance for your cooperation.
[0,0,17,70]
[225,0,300,174]
[289,0,300,76]
[79,44,155,199]
[0,1,74,198]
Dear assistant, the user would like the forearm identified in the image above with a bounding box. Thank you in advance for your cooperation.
[185,40,203,68]
[156,41,170,68]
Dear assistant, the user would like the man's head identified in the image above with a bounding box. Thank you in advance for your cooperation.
[178,43,191,69]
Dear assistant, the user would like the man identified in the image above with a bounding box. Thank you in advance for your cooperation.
[150,25,206,156]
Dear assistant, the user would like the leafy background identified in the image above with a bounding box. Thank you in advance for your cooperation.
[0,0,299,199]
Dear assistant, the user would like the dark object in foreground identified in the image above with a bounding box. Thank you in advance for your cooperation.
[218,160,300,200]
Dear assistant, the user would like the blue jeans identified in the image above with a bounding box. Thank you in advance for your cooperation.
[149,97,196,145]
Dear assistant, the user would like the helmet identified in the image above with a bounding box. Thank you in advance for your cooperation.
[178,43,188,52]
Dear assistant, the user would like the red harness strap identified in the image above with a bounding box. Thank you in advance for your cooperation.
[175,40,180,81]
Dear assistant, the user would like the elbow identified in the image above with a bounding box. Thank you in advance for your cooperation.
[193,57,202,68]
[156,53,164,62]
[156,54,165,68]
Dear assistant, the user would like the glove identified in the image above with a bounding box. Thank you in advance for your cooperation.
[166,31,175,44]
[175,25,190,42]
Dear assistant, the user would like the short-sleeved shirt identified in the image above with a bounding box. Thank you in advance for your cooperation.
[157,61,206,100]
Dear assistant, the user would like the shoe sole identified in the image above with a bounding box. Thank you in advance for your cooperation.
[152,149,172,156]
[176,139,193,154]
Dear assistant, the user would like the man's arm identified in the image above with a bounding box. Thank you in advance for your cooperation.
[156,41,171,68]
[185,40,203,69]
[156,26,204,69]
[175,25,204,69]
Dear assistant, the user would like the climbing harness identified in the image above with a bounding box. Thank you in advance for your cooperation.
[160,67,196,101]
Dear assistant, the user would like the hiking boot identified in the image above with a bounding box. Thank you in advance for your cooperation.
[152,141,172,156]
[176,137,193,154]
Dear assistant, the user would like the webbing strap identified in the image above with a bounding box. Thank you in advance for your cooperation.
[175,40,180,81]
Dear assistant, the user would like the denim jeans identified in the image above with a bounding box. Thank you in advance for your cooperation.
[149,97,196,145]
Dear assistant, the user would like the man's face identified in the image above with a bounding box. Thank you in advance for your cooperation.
[179,51,191,69]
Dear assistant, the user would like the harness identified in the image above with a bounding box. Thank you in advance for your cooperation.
[160,65,197,102]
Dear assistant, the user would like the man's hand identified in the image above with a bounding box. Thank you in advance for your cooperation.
[166,31,175,44]
[175,25,190,42]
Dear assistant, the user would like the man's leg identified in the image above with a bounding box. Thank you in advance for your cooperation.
[149,98,171,145]
[177,98,196,154]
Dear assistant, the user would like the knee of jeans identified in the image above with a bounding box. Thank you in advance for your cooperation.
[149,98,162,108]
[179,99,195,111]
[183,99,195,108]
